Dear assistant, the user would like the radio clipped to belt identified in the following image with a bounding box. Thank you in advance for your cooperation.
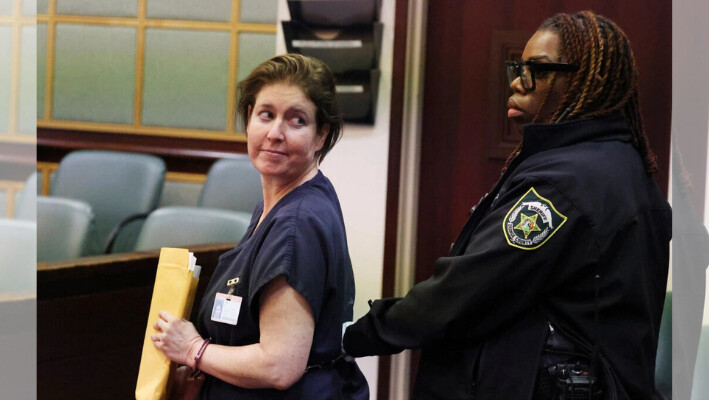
[532,321,604,400]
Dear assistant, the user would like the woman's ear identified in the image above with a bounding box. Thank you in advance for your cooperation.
[316,124,330,151]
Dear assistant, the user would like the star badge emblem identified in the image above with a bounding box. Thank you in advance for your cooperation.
[514,213,541,239]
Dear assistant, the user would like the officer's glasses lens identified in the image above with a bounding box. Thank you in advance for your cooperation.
[505,62,534,90]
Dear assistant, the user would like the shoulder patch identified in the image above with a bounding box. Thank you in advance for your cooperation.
[503,187,567,250]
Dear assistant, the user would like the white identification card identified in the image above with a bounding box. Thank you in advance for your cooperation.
[211,292,242,325]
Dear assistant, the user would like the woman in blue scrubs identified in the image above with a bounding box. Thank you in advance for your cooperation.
[151,54,368,400]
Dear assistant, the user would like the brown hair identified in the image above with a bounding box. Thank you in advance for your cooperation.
[236,53,342,164]
[506,10,657,174]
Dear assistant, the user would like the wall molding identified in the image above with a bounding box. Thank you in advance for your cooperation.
[38,127,247,175]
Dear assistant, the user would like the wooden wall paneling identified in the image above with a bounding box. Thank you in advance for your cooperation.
[415,0,466,286]
[37,243,234,400]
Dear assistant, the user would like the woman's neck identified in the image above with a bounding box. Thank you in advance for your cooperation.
[258,165,319,226]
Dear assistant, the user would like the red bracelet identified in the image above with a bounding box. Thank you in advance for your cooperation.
[190,338,211,378]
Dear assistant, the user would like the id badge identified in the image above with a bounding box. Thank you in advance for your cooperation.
[211,292,242,325]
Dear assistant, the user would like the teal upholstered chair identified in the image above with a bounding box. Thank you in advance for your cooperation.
[0,218,36,295]
[134,206,251,251]
[50,150,165,255]
[198,156,262,213]
[15,171,37,221]
[37,196,94,262]
[655,291,671,399]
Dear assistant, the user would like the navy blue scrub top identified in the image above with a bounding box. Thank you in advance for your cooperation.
[195,171,369,399]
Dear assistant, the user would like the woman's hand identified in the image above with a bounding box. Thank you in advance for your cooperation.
[151,310,203,367]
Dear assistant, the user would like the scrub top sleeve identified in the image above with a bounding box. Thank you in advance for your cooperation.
[344,179,599,356]
[247,216,295,321]
[289,211,330,323]
[248,210,329,324]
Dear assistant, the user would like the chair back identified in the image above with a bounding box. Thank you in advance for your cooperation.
[0,219,36,294]
[134,206,251,251]
[51,150,165,255]
[15,171,37,221]
[37,196,94,262]
[198,156,262,213]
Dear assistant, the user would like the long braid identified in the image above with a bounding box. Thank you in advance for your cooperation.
[626,92,658,172]
[550,14,585,122]
[569,16,600,117]
[593,22,619,113]
[505,11,658,174]
[586,21,633,118]
[585,13,609,109]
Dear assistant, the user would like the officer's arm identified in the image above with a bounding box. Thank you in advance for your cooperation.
[344,181,594,357]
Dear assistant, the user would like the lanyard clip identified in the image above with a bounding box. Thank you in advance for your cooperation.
[226,277,239,300]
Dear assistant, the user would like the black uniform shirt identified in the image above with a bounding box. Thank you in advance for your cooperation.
[344,114,671,399]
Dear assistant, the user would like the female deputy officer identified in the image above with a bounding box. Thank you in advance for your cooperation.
[343,11,670,400]
[151,54,369,400]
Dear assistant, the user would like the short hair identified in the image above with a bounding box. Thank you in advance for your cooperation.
[236,54,343,164]
[535,10,657,173]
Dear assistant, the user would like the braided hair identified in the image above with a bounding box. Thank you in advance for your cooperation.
[505,11,657,174]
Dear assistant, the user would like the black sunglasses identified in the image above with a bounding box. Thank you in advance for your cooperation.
[505,60,579,91]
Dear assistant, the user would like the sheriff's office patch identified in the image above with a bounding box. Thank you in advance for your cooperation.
[503,187,567,250]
